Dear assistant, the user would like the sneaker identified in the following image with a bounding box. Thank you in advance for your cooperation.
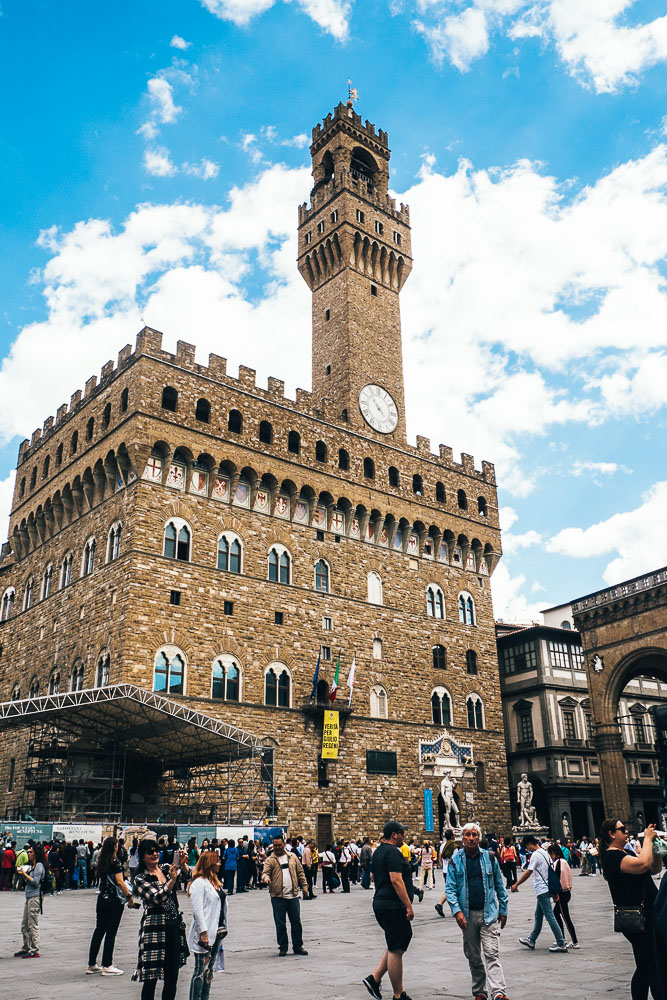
[493,994,509,1000]
[362,974,382,1000]
[549,943,569,953]
[278,950,288,957]
[434,903,445,918]
[22,952,40,958]
[293,947,308,955]
[518,937,535,950]
[14,949,28,957]
[395,992,413,1000]
[417,889,424,903]
[86,965,102,974]
[474,994,488,1000]
[567,942,580,950]
[101,966,124,975]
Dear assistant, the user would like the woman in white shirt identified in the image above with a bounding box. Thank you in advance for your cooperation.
[187,853,228,1000]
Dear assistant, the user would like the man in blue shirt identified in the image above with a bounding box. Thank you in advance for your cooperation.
[446,822,510,1000]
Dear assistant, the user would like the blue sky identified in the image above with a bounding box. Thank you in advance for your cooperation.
[2,0,667,620]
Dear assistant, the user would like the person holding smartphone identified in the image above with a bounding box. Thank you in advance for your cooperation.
[187,852,228,1000]
[132,839,190,1000]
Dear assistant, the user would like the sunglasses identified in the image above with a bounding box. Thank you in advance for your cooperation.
[146,848,159,855]
[615,826,627,834]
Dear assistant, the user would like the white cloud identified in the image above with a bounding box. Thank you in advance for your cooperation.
[170,34,192,49]
[143,147,178,177]
[501,528,542,556]
[0,471,16,547]
[491,562,546,622]
[200,0,353,39]
[546,480,667,584]
[146,77,182,125]
[413,1,667,91]
[282,133,309,148]
[183,158,220,180]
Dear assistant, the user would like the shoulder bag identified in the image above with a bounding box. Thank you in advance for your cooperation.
[613,865,646,934]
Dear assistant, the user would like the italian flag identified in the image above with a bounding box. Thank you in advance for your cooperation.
[328,652,341,702]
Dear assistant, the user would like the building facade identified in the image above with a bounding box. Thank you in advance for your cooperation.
[498,612,666,839]
[0,102,510,839]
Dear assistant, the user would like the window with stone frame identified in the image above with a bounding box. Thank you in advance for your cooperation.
[265,664,291,707]
[60,553,73,589]
[373,638,382,659]
[195,398,211,423]
[70,661,85,692]
[268,546,291,584]
[161,386,178,412]
[502,640,537,674]
[518,711,534,744]
[49,670,60,695]
[41,564,53,601]
[29,676,40,698]
[562,709,577,741]
[458,592,476,625]
[431,687,452,726]
[465,649,478,674]
[370,685,388,719]
[1,587,15,621]
[217,532,242,573]
[11,683,20,701]
[338,448,349,470]
[211,655,241,701]
[426,585,445,619]
[23,577,34,611]
[259,420,273,444]
[107,523,122,563]
[631,707,648,744]
[96,653,111,688]
[585,713,593,740]
[228,409,243,434]
[432,644,446,670]
[467,694,484,730]
[153,648,184,695]
[570,644,584,669]
[315,558,329,593]
[164,520,191,561]
[81,538,96,577]
[367,571,383,605]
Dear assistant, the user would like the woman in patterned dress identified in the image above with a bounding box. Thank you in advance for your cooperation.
[132,839,189,1000]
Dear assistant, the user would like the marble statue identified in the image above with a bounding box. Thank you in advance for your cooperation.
[440,770,460,828]
[562,813,571,839]
[517,773,540,828]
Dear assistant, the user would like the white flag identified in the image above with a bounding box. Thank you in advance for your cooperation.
[346,655,356,703]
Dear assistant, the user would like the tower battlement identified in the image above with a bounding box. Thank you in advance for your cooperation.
[311,103,389,152]
[297,175,410,225]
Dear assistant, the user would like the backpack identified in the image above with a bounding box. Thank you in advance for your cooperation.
[547,859,562,896]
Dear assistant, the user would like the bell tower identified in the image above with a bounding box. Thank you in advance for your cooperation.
[297,102,412,443]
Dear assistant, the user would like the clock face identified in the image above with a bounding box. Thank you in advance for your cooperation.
[358,384,399,433]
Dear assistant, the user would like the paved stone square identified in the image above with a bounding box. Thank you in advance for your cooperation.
[0,873,646,1000]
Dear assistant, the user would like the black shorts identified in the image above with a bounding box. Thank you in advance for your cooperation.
[373,903,413,953]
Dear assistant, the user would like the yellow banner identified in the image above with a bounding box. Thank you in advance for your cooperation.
[321,710,340,759]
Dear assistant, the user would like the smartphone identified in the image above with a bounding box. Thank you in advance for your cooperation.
[172,849,181,867]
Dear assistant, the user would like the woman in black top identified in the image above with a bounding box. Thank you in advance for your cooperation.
[87,837,137,976]
[600,819,663,1000]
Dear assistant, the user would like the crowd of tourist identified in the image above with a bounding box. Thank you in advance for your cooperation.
[2,820,666,1000]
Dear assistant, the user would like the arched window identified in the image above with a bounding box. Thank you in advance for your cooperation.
[96,653,111,688]
[287,430,300,454]
[338,448,349,470]
[195,398,211,423]
[153,647,185,695]
[458,592,476,625]
[11,683,20,701]
[70,429,78,455]
[211,655,241,702]
[56,443,63,467]
[466,649,478,674]
[265,664,291,707]
[48,670,60,695]
[107,522,122,563]
[103,402,111,428]
[388,466,400,487]
[412,474,423,495]
[30,466,37,489]
[478,496,488,516]
[436,481,446,503]
[363,457,375,479]
[60,553,73,589]
[81,538,96,577]
[373,638,382,659]
[161,386,178,412]
[467,694,484,730]
[228,409,243,434]
[41,564,53,600]
[121,387,129,412]
[164,519,191,561]
[457,489,468,511]
[370,685,388,719]
[315,559,329,593]
[43,455,50,479]
[426,585,445,619]
[268,546,291,584]
[432,644,446,670]
[217,532,242,573]
[431,687,452,726]
[29,676,40,699]
[19,477,25,498]
[367,571,383,605]
[1,587,15,621]
[476,762,486,792]
[70,661,85,692]
[86,416,95,441]
[259,420,273,444]
[23,577,34,611]
[315,440,327,462]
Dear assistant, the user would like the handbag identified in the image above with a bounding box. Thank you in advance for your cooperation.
[614,903,645,934]
[330,874,340,889]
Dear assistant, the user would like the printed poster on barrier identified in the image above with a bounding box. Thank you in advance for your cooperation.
[321,710,340,759]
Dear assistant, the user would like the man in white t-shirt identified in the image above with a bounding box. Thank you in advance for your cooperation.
[511,836,567,953]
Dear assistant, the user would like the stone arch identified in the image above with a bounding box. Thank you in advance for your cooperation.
[259,647,299,674]
[601,646,667,721]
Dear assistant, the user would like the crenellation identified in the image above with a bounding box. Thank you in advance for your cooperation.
[238,365,256,389]
[30,428,41,446]
[135,326,164,356]
[101,360,114,381]
[208,353,227,379]
[481,461,496,484]
[461,453,475,476]
[439,445,454,465]
[56,404,68,425]
[295,388,313,411]
[416,435,431,455]
[18,441,29,464]
[42,416,54,436]
[176,340,196,368]
[118,344,133,366]
[70,389,82,410]
[267,377,285,398]
[84,375,98,398]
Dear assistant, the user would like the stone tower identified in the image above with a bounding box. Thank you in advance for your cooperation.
[297,102,412,443]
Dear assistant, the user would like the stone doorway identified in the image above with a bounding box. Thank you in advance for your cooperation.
[317,812,333,848]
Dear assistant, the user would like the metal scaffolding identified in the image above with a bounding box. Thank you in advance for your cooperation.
[0,684,273,825]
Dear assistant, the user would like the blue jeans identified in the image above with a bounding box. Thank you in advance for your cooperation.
[270,896,303,952]
[361,867,371,889]
[530,892,565,946]
[77,858,88,888]
[188,942,221,1000]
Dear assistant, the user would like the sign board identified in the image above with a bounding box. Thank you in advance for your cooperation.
[53,823,104,843]
[423,789,434,832]
[216,825,249,843]
[1,821,53,843]
[321,710,340,759]
[177,825,216,845]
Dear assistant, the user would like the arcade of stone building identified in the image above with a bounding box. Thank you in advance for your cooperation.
[0,103,511,840]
